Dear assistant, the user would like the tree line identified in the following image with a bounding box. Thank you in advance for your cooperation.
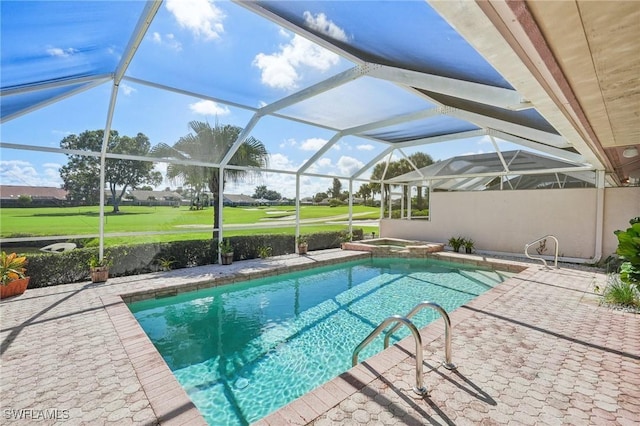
[311,153,433,209]
[58,122,433,236]
[59,121,268,239]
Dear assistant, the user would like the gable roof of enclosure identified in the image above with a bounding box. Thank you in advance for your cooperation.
[1,1,636,186]
[387,150,596,191]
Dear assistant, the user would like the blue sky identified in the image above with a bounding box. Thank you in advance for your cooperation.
[0,0,517,199]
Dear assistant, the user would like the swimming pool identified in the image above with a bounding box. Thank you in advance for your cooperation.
[129,257,514,425]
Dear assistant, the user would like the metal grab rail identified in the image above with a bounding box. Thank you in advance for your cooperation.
[383,301,456,370]
[524,235,559,268]
[352,315,427,395]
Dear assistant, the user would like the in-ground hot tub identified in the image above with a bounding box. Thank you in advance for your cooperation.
[342,237,444,256]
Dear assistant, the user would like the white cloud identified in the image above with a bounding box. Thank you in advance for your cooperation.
[151,32,182,51]
[317,158,332,167]
[120,83,136,96]
[303,11,348,42]
[301,156,325,174]
[166,0,225,40]
[278,139,297,149]
[300,137,328,151]
[253,50,298,90]
[43,163,63,182]
[268,153,297,171]
[357,144,374,151]
[253,32,341,90]
[337,156,364,175]
[189,100,230,116]
[0,160,62,187]
[46,47,76,57]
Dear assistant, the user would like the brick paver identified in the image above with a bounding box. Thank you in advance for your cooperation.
[1,250,638,425]
[258,258,639,426]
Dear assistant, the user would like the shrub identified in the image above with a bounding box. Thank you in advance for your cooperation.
[614,217,640,290]
[448,236,464,252]
[25,229,366,287]
[17,195,32,206]
[603,274,639,307]
[257,246,272,259]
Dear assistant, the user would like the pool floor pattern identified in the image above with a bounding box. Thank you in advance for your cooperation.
[1,249,638,425]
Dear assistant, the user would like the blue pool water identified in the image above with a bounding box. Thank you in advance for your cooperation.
[129,258,513,425]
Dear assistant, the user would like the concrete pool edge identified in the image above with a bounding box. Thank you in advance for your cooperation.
[118,251,372,304]
[102,294,206,426]
[105,249,532,425]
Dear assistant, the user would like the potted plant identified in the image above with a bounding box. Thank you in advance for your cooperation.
[463,238,475,254]
[296,235,309,255]
[448,236,463,252]
[219,239,234,265]
[89,254,111,283]
[1,251,29,299]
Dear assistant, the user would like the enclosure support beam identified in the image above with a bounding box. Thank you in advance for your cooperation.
[348,179,353,237]
[295,174,301,253]
[218,166,225,264]
[98,85,120,261]
[593,170,605,263]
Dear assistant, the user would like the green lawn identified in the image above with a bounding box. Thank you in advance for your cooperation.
[1,204,380,246]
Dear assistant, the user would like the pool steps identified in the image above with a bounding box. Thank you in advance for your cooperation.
[384,301,456,371]
[352,315,427,395]
[352,301,455,396]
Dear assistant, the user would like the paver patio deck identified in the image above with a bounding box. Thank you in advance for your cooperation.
[1,249,638,425]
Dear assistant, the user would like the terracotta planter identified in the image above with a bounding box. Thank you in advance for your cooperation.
[90,266,109,283]
[1,277,30,299]
[221,253,234,265]
[298,243,308,255]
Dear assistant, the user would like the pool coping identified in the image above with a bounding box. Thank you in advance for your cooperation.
[102,250,531,425]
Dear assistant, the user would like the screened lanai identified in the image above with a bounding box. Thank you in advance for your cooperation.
[1,1,637,258]
[387,150,597,192]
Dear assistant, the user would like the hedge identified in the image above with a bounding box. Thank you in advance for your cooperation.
[23,229,363,288]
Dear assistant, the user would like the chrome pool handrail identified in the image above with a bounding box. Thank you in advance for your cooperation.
[524,235,559,269]
[352,315,427,395]
[383,301,456,370]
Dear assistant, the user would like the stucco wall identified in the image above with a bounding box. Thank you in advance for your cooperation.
[602,187,640,257]
[380,187,640,261]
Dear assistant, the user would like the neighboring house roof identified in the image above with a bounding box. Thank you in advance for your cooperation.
[223,194,257,204]
[0,185,68,200]
[129,190,182,200]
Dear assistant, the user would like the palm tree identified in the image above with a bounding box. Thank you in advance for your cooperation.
[152,121,268,238]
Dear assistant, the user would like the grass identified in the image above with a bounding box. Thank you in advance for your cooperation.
[1,204,380,248]
[602,275,640,308]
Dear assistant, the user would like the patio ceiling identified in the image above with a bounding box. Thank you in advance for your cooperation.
[1,1,637,186]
